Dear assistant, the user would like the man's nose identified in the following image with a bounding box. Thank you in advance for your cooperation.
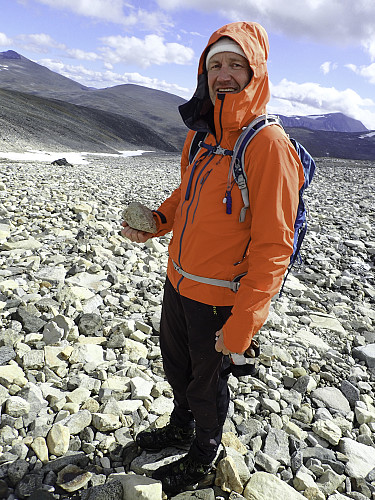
[216,65,231,81]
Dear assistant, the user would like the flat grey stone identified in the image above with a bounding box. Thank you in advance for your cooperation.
[122,202,157,233]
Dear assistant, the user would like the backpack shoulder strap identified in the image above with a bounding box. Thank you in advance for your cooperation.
[229,114,282,222]
[188,131,208,165]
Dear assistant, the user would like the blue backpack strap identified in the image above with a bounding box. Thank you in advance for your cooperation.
[279,138,316,296]
[188,131,208,165]
[229,114,282,221]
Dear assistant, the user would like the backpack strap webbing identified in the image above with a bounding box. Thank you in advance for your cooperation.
[229,114,282,222]
[188,131,208,165]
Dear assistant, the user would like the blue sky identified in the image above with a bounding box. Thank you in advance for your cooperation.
[1,0,375,129]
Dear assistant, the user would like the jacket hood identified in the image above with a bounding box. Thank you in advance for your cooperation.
[179,22,270,134]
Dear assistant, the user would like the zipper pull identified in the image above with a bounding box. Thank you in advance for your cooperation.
[225,191,232,214]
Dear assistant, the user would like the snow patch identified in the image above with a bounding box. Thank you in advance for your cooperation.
[0,149,153,164]
[359,132,375,139]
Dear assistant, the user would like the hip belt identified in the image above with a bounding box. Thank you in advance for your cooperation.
[172,260,245,293]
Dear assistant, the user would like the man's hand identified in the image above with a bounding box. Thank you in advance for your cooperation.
[121,222,153,243]
[214,329,232,355]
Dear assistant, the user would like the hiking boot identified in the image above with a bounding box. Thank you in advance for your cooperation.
[136,423,195,451]
[152,452,213,495]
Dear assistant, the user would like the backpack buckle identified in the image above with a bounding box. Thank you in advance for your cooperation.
[214,145,227,155]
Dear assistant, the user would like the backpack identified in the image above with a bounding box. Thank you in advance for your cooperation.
[188,114,316,293]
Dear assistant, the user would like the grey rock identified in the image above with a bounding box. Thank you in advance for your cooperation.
[29,491,56,500]
[78,313,103,336]
[82,480,123,500]
[12,306,47,333]
[15,473,43,499]
[122,202,157,233]
[7,459,29,487]
[352,344,375,368]
[263,428,291,466]
[0,346,16,365]
[255,450,280,474]
[311,387,351,415]
[302,447,336,464]
[340,380,361,408]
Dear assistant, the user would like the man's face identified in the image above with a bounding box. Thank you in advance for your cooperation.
[207,52,252,105]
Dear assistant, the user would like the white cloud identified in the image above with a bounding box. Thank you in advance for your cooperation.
[320,61,337,75]
[346,63,375,85]
[34,0,172,30]
[16,34,66,53]
[99,34,194,67]
[157,0,375,59]
[270,79,375,129]
[66,48,100,61]
[0,33,13,46]
[38,58,192,97]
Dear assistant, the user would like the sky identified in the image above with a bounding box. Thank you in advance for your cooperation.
[1,0,375,130]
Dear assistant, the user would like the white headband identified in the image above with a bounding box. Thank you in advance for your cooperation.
[206,38,247,70]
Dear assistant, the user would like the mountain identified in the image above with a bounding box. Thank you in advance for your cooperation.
[0,88,175,153]
[0,50,187,150]
[279,113,367,133]
[0,50,89,95]
[0,50,374,159]
[285,127,375,160]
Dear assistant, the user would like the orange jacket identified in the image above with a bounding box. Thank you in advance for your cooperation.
[153,22,305,353]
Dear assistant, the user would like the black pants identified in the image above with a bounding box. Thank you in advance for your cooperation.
[159,278,232,463]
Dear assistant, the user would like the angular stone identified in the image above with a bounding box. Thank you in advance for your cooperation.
[34,266,66,284]
[311,387,351,415]
[22,349,45,369]
[69,344,104,366]
[312,419,342,445]
[81,480,124,500]
[0,346,16,366]
[47,424,70,456]
[316,469,346,496]
[12,307,46,333]
[255,451,280,474]
[294,329,330,353]
[31,436,49,463]
[340,438,375,478]
[122,338,148,362]
[91,413,122,432]
[222,432,247,455]
[309,314,346,334]
[352,344,375,368]
[0,364,27,388]
[244,471,305,499]
[130,377,153,400]
[263,428,291,466]
[340,379,360,407]
[5,395,30,417]
[215,455,244,494]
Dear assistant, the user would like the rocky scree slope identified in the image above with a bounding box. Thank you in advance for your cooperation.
[0,155,374,499]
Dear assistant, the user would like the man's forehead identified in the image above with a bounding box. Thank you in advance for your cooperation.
[209,52,248,62]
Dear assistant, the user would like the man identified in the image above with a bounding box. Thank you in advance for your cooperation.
[122,21,304,495]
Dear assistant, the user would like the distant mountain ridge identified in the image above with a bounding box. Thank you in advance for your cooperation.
[279,113,367,133]
[0,50,374,159]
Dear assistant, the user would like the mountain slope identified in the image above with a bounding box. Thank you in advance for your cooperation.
[0,50,187,149]
[0,50,374,159]
[280,113,367,133]
[0,88,176,153]
[0,50,89,96]
[285,127,375,160]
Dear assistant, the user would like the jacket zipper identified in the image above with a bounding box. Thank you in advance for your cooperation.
[176,96,226,292]
[192,169,213,223]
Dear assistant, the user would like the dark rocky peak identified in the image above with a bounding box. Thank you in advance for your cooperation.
[0,50,21,60]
